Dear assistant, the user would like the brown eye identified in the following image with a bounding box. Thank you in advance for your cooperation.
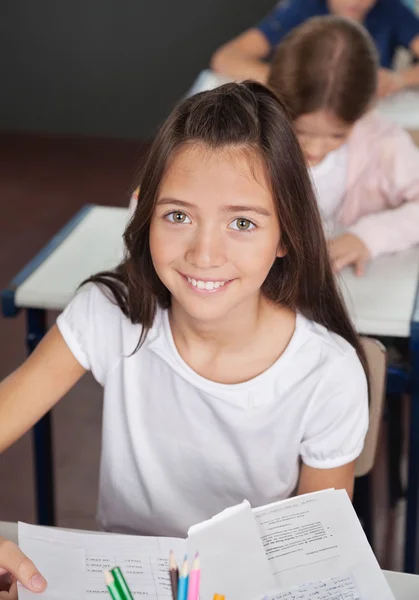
[166,211,190,224]
[174,212,186,222]
[231,218,254,231]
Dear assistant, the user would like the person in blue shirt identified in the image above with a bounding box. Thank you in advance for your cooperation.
[211,0,419,97]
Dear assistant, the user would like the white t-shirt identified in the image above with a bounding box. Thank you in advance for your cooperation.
[56,283,368,537]
[309,144,348,238]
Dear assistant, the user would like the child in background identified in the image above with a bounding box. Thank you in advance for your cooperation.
[0,83,368,539]
[268,15,419,276]
[212,0,419,98]
[268,16,417,508]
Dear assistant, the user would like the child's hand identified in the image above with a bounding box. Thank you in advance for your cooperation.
[377,68,404,99]
[0,537,46,599]
[328,234,370,276]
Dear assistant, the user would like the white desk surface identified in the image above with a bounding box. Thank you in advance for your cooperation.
[188,71,419,131]
[377,89,419,130]
[0,522,418,600]
[338,249,419,337]
[13,205,419,338]
[15,206,128,311]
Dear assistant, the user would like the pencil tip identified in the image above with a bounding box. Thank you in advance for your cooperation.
[192,553,200,569]
[169,551,178,570]
[104,571,114,585]
[180,557,189,576]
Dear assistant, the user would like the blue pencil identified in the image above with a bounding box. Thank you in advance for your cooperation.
[177,557,189,600]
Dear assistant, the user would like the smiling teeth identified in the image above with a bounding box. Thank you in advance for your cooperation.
[187,277,226,290]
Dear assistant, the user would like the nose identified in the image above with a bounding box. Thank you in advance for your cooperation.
[304,137,328,161]
[185,223,226,270]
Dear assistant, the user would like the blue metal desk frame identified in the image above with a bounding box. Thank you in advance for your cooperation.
[1,205,93,526]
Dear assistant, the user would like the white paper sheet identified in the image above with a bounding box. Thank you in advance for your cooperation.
[253,490,394,599]
[260,573,361,600]
[187,500,275,600]
[19,522,186,599]
[18,538,85,600]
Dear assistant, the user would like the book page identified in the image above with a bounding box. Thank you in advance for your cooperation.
[253,490,394,600]
[187,501,275,600]
[18,522,186,600]
[262,573,361,600]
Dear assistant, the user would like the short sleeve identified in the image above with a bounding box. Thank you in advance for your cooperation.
[256,0,310,48]
[393,0,419,48]
[56,283,124,385]
[300,348,369,469]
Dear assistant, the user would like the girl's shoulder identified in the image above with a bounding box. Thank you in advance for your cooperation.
[350,110,411,148]
[56,282,164,384]
[297,312,360,364]
[347,110,419,180]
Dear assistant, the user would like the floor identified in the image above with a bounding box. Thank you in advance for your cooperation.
[0,132,148,530]
[0,131,411,572]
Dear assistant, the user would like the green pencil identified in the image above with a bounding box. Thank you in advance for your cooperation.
[104,570,125,600]
[111,566,135,600]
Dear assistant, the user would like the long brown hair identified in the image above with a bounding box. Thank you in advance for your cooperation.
[268,16,378,123]
[85,81,367,372]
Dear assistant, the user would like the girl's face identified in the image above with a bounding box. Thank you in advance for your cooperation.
[149,144,284,324]
[294,110,353,167]
[327,0,377,21]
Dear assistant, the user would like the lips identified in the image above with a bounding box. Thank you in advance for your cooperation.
[180,273,233,293]
[186,277,227,290]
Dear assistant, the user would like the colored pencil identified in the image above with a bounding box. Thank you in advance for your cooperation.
[177,556,189,600]
[104,570,125,600]
[110,566,134,600]
[186,553,200,600]
[169,550,179,600]
[213,595,225,600]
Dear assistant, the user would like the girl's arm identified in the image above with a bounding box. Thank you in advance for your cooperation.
[0,325,86,453]
[348,127,419,259]
[297,462,356,500]
[210,29,271,83]
[397,34,419,90]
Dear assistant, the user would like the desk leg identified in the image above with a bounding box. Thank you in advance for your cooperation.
[26,308,56,526]
[404,328,419,573]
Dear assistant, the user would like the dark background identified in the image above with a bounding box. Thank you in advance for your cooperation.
[1,0,274,140]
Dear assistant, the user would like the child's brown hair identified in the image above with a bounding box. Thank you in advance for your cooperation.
[268,16,378,123]
[84,81,367,376]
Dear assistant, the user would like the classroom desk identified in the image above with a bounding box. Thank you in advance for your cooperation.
[2,205,419,573]
[0,521,418,600]
[188,71,419,130]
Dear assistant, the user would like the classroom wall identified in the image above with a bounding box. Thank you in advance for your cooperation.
[1,0,274,140]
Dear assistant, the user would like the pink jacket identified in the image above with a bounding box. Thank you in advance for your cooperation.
[339,111,419,258]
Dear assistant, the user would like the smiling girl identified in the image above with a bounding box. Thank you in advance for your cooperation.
[0,83,367,539]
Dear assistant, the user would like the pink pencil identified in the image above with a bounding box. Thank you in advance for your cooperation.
[186,554,200,600]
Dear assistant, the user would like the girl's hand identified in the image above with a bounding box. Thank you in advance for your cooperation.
[0,538,46,599]
[328,234,370,276]
[377,68,404,99]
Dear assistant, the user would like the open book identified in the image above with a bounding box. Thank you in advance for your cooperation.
[18,489,394,600]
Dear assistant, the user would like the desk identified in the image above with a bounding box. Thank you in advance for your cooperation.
[2,205,419,572]
[1,205,128,527]
[188,71,419,131]
[0,522,418,600]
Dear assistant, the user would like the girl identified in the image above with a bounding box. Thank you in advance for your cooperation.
[211,0,419,98]
[0,83,368,539]
[268,16,419,276]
